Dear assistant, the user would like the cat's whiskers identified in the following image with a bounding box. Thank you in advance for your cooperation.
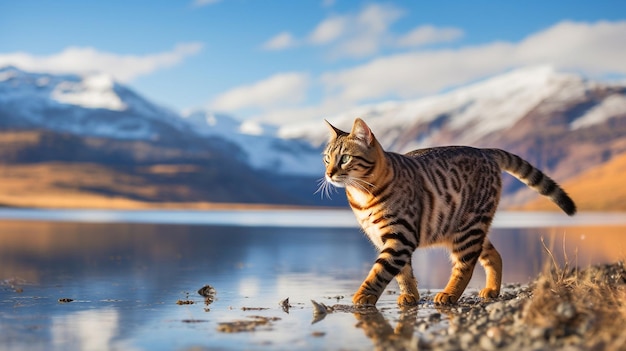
[352,177,375,189]
[314,177,336,199]
[347,177,374,196]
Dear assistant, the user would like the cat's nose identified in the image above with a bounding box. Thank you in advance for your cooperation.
[325,170,336,181]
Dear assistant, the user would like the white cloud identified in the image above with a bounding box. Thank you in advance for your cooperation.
[514,20,626,75]
[308,16,347,45]
[319,20,626,104]
[317,3,404,58]
[396,25,465,47]
[210,72,310,111]
[262,32,298,50]
[261,4,401,56]
[0,42,204,82]
[265,4,463,59]
[320,43,514,102]
[249,20,626,125]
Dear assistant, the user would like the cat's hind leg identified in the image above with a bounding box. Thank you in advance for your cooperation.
[478,239,502,299]
[434,229,485,305]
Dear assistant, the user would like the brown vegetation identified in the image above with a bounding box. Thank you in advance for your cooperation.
[0,162,310,210]
[522,246,626,350]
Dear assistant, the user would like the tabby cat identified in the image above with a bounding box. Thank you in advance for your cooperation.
[322,118,576,306]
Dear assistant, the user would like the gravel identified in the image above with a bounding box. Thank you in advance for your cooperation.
[343,261,626,350]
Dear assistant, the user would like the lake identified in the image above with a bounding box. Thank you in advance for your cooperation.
[1,209,625,351]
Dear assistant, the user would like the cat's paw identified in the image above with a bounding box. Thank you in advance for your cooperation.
[397,293,419,306]
[352,292,378,306]
[479,287,500,299]
[433,292,459,305]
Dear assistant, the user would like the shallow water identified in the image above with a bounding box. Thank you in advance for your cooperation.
[0,210,625,351]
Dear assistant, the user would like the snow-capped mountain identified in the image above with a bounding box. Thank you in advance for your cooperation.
[0,66,190,140]
[0,66,323,176]
[2,65,625,207]
[279,65,626,151]
[278,65,626,205]
[181,110,322,176]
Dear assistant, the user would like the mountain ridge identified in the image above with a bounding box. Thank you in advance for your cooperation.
[1,65,625,209]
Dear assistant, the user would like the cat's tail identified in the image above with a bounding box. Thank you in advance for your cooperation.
[485,148,577,216]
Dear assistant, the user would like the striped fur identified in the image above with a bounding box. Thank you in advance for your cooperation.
[323,118,576,306]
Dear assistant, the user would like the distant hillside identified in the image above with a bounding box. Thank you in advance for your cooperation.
[1,65,625,210]
[0,130,325,208]
[522,151,626,211]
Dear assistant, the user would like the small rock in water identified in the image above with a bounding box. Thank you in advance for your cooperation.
[198,284,217,305]
[279,297,291,313]
[311,300,330,324]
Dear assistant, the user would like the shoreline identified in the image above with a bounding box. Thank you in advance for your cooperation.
[216,261,626,350]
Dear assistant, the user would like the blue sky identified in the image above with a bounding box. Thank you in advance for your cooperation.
[1,0,625,123]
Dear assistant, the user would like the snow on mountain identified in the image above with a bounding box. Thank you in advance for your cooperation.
[0,66,324,177]
[51,73,126,110]
[3,65,624,183]
[273,65,626,207]
[278,65,623,153]
[570,93,626,130]
[182,110,323,176]
[0,66,189,140]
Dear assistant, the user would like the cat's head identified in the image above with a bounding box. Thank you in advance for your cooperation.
[322,118,382,189]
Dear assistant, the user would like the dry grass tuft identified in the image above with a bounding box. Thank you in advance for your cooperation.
[522,238,626,350]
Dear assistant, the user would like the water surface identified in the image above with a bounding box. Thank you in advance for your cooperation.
[0,210,624,350]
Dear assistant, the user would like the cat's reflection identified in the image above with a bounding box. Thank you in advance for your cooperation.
[353,306,419,351]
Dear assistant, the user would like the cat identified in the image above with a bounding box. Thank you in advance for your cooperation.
[321,118,576,306]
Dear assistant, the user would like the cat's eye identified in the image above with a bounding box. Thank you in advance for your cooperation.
[340,154,352,165]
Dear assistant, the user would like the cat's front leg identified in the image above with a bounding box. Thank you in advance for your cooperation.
[353,238,413,306]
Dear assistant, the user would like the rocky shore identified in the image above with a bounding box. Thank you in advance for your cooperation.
[336,261,626,351]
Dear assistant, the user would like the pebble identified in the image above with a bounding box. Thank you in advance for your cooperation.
[479,335,497,350]
[457,306,471,314]
[486,326,504,346]
[417,321,429,332]
[556,301,576,321]
[530,326,550,340]
[428,312,441,322]
[459,333,475,349]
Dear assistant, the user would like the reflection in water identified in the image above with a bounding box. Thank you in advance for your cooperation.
[51,308,139,351]
[353,306,419,351]
[0,216,624,351]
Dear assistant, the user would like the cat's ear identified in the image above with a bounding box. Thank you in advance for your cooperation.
[350,118,374,145]
[324,119,347,138]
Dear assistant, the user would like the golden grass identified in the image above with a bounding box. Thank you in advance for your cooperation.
[0,162,304,210]
[523,152,626,211]
[522,239,626,350]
